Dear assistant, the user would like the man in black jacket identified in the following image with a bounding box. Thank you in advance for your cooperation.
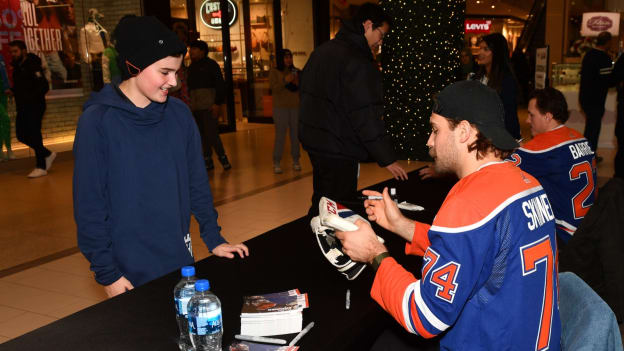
[579,31,616,159]
[187,40,231,171]
[299,3,407,217]
[7,40,55,178]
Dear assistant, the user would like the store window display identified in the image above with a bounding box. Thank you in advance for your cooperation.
[79,8,108,91]
[36,0,68,85]
[250,14,273,77]
[249,1,276,119]
[195,0,276,120]
[185,0,313,124]
[16,0,82,93]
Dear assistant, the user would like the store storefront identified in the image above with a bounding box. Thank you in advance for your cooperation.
[0,0,315,146]
[549,0,622,148]
[464,17,525,56]
[169,0,314,128]
[1,0,143,147]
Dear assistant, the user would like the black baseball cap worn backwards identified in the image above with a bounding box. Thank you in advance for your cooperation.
[433,80,519,150]
[114,16,187,79]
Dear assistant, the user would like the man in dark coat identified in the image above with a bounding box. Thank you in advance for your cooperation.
[299,3,407,217]
[7,40,55,178]
[579,31,617,159]
[187,40,231,171]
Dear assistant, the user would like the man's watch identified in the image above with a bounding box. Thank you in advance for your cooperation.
[370,252,391,271]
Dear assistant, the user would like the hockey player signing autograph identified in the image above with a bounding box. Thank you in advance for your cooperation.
[335,81,561,350]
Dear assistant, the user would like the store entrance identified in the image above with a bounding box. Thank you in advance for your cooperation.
[190,0,281,130]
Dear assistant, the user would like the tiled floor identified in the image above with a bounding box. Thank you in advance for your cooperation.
[0,117,621,344]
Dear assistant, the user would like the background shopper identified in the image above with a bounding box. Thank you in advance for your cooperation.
[187,40,231,171]
[269,48,301,174]
[579,31,617,159]
[7,40,56,177]
[472,33,521,140]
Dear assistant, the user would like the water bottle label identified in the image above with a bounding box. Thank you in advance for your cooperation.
[189,308,222,336]
[175,296,191,316]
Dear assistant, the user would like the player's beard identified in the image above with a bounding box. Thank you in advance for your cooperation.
[430,133,459,176]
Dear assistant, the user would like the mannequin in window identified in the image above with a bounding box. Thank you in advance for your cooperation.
[79,8,108,90]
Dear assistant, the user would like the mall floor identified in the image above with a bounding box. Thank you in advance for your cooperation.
[0,114,620,344]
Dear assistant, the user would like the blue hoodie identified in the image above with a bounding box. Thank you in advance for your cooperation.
[73,84,226,287]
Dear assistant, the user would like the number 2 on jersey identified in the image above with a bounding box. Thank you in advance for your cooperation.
[569,161,594,219]
[520,236,555,351]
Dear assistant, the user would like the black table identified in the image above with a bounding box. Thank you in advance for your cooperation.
[0,172,454,351]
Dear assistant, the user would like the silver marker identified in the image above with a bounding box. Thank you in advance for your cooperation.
[358,195,383,200]
[289,321,315,346]
[346,289,351,310]
[234,335,287,345]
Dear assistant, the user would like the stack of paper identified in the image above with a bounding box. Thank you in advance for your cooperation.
[240,289,309,336]
[228,341,299,351]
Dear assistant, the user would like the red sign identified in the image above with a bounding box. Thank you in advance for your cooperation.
[465,20,491,34]
[587,16,613,31]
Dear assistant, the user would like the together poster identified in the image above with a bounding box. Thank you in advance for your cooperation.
[1,0,82,95]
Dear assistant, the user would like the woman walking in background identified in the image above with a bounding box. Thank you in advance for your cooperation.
[269,49,301,174]
[473,33,521,140]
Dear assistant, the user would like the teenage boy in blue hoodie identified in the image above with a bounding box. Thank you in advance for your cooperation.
[73,16,249,298]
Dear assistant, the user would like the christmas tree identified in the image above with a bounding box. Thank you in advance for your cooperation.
[381,0,465,160]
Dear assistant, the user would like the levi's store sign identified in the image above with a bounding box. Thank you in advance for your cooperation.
[465,20,491,34]
[200,0,238,29]
[581,12,620,36]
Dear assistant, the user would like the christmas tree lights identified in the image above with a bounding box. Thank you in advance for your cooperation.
[381,0,465,160]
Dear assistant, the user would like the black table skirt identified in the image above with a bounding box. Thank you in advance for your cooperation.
[0,171,455,351]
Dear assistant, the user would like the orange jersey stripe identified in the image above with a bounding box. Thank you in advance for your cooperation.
[520,126,583,152]
[433,162,541,228]
[371,257,439,338]
[405,222,431,256]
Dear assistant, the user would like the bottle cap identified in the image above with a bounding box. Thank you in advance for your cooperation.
[195,279,210,292]
[181,266,195,277]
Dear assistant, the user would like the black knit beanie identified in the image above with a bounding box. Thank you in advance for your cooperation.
[114,16,187,80]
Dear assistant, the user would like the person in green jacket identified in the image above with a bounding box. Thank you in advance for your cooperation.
[0,53,14,161]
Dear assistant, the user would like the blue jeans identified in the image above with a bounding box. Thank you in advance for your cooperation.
[559,272,623,351]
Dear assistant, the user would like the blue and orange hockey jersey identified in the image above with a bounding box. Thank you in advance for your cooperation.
[370,162,561,351]
[509,125,597,243]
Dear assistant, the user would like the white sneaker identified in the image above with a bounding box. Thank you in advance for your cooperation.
[27,168,48,178]
[45,152,57,170]
[273,165,283,174]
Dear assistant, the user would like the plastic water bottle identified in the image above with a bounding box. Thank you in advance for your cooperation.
[188,279,223,351]
[174,266,196,351]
